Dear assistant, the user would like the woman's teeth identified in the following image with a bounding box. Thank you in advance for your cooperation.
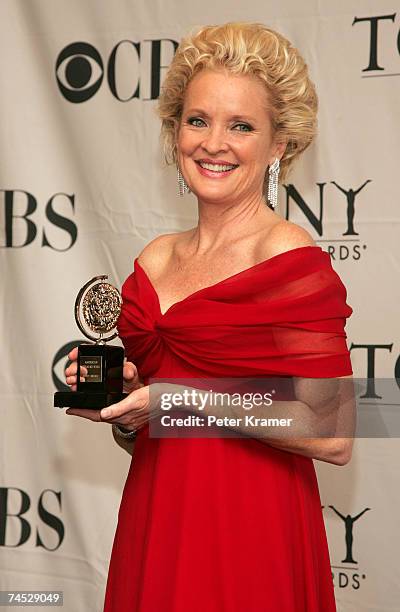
[198,161,237,172]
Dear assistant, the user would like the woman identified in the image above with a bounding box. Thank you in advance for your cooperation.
[65,22,354,611]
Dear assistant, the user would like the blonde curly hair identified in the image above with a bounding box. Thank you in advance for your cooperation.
[157,22,318,182]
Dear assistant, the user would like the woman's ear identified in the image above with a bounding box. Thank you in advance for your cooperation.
[173,120,180,143]
[173,122,180,160]
[278,140,287,160]
[271,141,286,164]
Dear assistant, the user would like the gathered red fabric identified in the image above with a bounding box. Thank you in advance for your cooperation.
[103,245,353,612]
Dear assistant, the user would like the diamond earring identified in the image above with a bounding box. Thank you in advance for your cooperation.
[265,158,280,209]
[177,167,190,197]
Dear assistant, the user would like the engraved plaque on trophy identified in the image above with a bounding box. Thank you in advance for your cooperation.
[54,275,128,409]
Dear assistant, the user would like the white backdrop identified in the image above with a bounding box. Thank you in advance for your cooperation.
[1,1,399,610]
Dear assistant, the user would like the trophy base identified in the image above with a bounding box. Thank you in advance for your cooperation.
[54,391,129,409]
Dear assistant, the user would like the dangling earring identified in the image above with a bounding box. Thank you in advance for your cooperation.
[265,158,280,209]
[177,167,190,197]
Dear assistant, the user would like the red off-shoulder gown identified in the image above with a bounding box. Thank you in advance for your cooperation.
[103,245,353,612]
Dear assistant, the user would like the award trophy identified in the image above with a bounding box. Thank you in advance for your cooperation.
[54,275,128,409]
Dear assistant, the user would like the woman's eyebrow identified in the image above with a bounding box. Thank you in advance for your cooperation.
[183,108,257,122]
[182,108,211,118]
[230,115,257,123]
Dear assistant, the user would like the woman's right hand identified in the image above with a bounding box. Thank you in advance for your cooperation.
[64,346,143,393]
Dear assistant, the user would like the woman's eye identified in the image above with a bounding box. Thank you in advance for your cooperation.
[233,123,252,132]
[187,117,206,127]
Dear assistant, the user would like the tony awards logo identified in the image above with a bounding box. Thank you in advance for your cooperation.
[54,275,127,409]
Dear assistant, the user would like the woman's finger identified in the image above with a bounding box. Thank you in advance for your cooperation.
[65,362,78,377]
[66,374,87,385]
[123,362,142,386]
[65,362,87,376]
[123,361,137,380]
[65,386,151,431]
[100,387,149,421]
[65,408,103,421]
[68,346,79,361]
[122,362,144,393]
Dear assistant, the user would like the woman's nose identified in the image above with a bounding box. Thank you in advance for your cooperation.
[201,126,228,154]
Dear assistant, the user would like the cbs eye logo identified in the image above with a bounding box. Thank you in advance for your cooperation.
[56,42,104,103]
[55,38,178,103]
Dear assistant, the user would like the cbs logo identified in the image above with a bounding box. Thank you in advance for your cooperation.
[55,39,178,103]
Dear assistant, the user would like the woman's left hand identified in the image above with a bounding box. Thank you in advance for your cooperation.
[66,385,158,432]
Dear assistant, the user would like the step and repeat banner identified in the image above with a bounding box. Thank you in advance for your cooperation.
[1,1,399,610]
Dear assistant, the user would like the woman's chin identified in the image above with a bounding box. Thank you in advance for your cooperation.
[192,187,236,203]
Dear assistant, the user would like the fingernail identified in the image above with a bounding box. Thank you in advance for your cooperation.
[101,408,111,418]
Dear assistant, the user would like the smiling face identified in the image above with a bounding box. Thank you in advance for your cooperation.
[176,68,285,206]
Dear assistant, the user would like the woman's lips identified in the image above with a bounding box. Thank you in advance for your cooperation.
[194,160,238,179]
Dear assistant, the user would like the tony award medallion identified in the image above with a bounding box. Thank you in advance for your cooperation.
[54,275,128,409]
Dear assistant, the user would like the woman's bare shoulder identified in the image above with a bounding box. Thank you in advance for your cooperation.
[258,218,316,261]
[137,229,194,275]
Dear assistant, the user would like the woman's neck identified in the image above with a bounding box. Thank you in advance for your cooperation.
[191,194,276,254]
